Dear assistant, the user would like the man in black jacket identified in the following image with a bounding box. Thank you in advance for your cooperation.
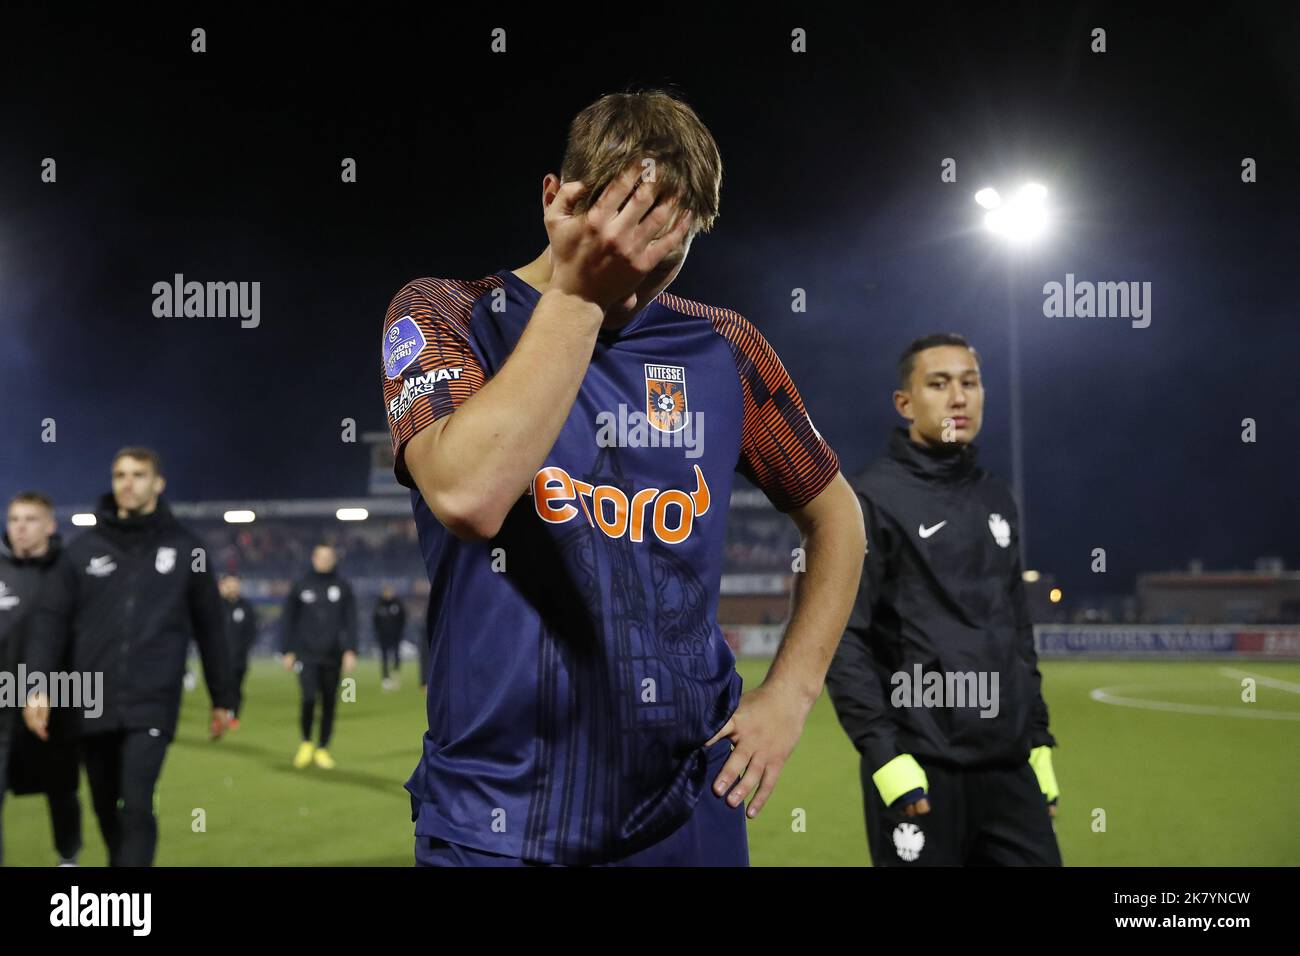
[219,574,258,728]
[372,585,405,690]
[1,491,82,867]
[281,544,356,770]
[24,448,234,867]
[825,334,1061,866]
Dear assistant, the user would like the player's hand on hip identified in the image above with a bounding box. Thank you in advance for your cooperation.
[545,165,692,312]
[704,680,813,819]
[23,691,51,741]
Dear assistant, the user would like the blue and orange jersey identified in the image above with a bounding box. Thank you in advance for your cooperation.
[381,269,839,864]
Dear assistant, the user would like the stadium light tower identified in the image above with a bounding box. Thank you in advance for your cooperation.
[977,183,1049,244]
[975,182,1050,563]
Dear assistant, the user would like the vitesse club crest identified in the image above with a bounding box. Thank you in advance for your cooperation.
[645,363,688,433]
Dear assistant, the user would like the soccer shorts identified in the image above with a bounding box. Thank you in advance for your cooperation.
[414,739,749,867]
[863,755,1062,866]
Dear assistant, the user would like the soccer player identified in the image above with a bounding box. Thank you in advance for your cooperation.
[381,90,866,866]
[372,585,405,690]
[218,573,258,727]
[1,492,82,866]
[23,449,234,867]
[824,334,1062,866]
[280,544,357,770]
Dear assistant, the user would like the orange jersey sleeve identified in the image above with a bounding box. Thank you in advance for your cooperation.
[709,310,840,511]
[380,277,496,488]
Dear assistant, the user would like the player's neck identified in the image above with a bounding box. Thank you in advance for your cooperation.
[512,249,634,332]
[15,540,49,560]
[511,249,553,295]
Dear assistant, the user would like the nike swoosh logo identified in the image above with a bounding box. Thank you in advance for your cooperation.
[918,521,947,539]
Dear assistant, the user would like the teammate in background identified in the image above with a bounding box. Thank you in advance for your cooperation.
[825,334,1061,866]
[219,574,258,728]
[381,90,865,866]
[280,545,357,770]
[373,585,406,691]
[24,449,234,867]
[1,492,82,866]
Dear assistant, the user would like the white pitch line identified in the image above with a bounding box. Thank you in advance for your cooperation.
[1089,686,1300,721]
[1218,667,1300,695]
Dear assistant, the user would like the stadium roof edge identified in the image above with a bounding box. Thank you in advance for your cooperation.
[54,497,416,521]
[54,488,782,521]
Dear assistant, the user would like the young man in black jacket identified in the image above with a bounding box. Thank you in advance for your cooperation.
[23,448,234,867]
[280,544,357,770]
[1,492,83,866]
[372,585,405,691]
[219,573,258,728]
[825,334,1061,866]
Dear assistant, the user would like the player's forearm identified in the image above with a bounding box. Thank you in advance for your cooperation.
[767,489,866,704]
[412,288,604,539]
[1011,566,1055,740]
[27,611,70,678]
[195,626,235,708]
[826,632,900,766]
[280,618,298,654]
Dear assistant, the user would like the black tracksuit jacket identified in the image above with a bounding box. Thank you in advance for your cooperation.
[280,571,357,664]
[27,495,234,738]
[0,534,63,744]
[223,597,258,672]
[825,429,1055,774]
[372,597,406,648]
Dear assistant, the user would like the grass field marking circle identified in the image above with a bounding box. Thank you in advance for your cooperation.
[1089,684,1300,721]
[1217,667,1300,695]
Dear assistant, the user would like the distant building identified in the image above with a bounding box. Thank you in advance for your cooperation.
[1139,560,1300,624]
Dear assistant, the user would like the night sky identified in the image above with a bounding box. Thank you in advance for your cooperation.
[2,4,1297,598]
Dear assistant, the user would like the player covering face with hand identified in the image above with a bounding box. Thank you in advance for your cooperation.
[381,90,866,866]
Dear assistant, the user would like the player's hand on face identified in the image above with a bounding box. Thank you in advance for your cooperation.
[545,165,692,313]
[280,652,296,672]
[342,650,357,674]
[23,692,51,741]
[703,679,815,819]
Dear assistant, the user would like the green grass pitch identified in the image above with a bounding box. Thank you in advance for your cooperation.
[4,658,1298,865]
